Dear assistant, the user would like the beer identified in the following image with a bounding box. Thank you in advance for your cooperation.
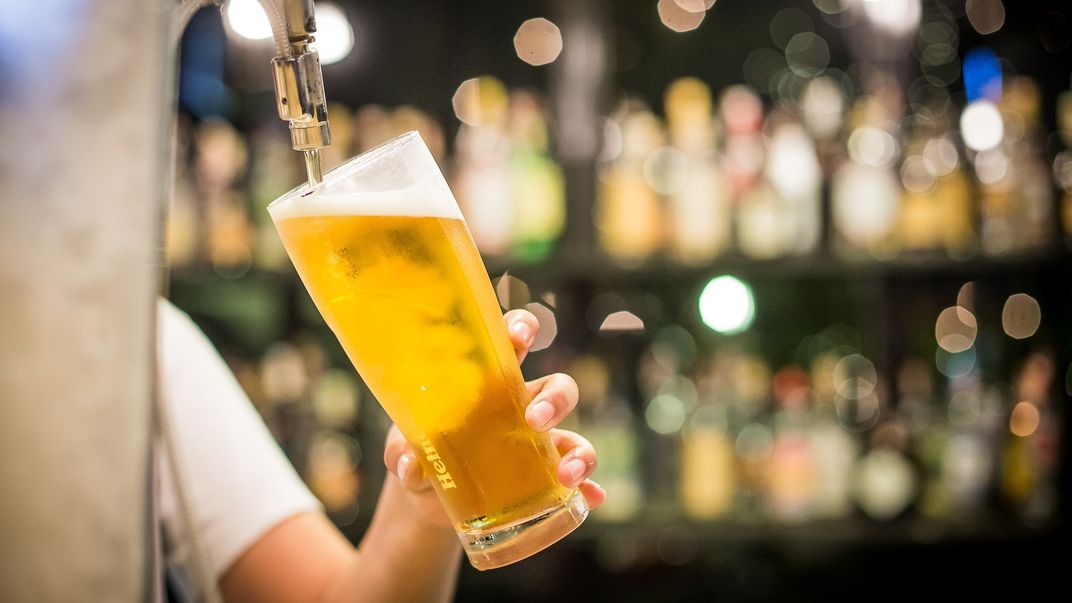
[268,133,586,568]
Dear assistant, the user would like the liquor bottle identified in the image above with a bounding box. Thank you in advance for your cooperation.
[680,402,736,519]
[897,111,975,257]
[195,119,252,272]
[166,116,198,268]
[573,355,642,522]
[807,401,858,518]
[831,95,901,259]
[1058,87,1072,245]
[664,77,731,265]
[507,90,565,262]
[596,103,667,263]
[248,125,301,270]
[982,77,1055,255]
[1002,352,1059,523]
[766,366,816,521]
[763,117,822,257]
[452,77,513,258]
[940,375,998,516]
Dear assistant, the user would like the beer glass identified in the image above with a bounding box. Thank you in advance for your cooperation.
[268,132,587,569]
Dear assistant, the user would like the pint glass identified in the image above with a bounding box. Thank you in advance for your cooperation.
[268,132,587,569]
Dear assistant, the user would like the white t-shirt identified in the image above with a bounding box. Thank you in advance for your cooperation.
[156,300,321,598]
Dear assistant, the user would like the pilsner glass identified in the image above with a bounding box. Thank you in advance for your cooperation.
[268,131,587,570]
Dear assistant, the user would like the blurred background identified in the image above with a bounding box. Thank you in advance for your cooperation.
[168,0,1069,600]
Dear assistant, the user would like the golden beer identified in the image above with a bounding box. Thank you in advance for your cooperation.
[269,133,586,569]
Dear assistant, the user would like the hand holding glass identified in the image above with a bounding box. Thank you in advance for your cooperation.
[268,132,587,570]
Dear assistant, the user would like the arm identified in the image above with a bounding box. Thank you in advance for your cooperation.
[219,480,460,603]
[219,310,605,603]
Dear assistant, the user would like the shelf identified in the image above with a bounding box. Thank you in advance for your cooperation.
[485,246,1072,286]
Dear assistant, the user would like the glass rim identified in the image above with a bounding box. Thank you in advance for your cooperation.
[268,130,423,209]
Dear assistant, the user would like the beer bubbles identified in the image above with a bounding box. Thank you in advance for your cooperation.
[698,275,755,335]
[513,18,563,66]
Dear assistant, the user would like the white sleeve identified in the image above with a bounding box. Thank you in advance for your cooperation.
[156,298,321,593]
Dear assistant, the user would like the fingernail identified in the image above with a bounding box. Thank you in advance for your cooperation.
[509,320,534,346]
[397,453,412,483]
[565,458,587,486]
[528,400,555,430]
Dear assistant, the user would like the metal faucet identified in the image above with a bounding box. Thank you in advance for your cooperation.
[179,0,332,184]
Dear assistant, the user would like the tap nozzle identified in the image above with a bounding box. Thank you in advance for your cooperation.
[268,0,330,152]
[272,48,331,151]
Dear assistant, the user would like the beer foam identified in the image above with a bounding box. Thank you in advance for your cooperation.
[268,179,464,222]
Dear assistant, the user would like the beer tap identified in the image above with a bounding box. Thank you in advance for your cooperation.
[178,0,332,186]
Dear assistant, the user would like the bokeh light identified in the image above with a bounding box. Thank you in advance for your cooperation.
[834,354,877,399]
[923,136,959,176]
[600,310,645,334]
[935,306,978,353]
[770,7,814,50]
[646,393,688,434]
[1002,293,1041,339]
[966,0,1005,35]
[848,127,900,167]
[801,76,844,138]
[766,122,821,199]
[225,0,272,41]
[643,146,687,194]
[860,0,922,36]
[936,346,977,379]
[900,155,936,194]
[698,275,755,335]
[659,0,705,32]
[743,48,786,94]
[957,281,975,312]
[960,101,1004,151]
[524,302,558,351]
[314,3,355,65]
[1052,151,1072,192]
[674,0,716,13]
[451,76,508,127]
[736,423,774,462]
[785,32,830,77]
[513,18,563,66]
[494,273,531,310]
[973,149,1007,186]
[853,449,917,520]
[835,391,881,432]
[1009,401,1040,437]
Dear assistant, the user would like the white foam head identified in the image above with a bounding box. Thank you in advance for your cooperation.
[267,131,463,222]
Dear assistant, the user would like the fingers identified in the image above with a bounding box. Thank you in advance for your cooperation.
[504,309,539,364]
[578,480,607,511]
[524,373,580,432]
[550,429,597,488]
[382,425,429,492]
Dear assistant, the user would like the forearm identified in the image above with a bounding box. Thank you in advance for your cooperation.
[324,478,462,603]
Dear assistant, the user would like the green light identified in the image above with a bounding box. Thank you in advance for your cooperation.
[699,275,755,334]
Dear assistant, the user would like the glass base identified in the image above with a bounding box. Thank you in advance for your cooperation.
[459,489,589,571]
